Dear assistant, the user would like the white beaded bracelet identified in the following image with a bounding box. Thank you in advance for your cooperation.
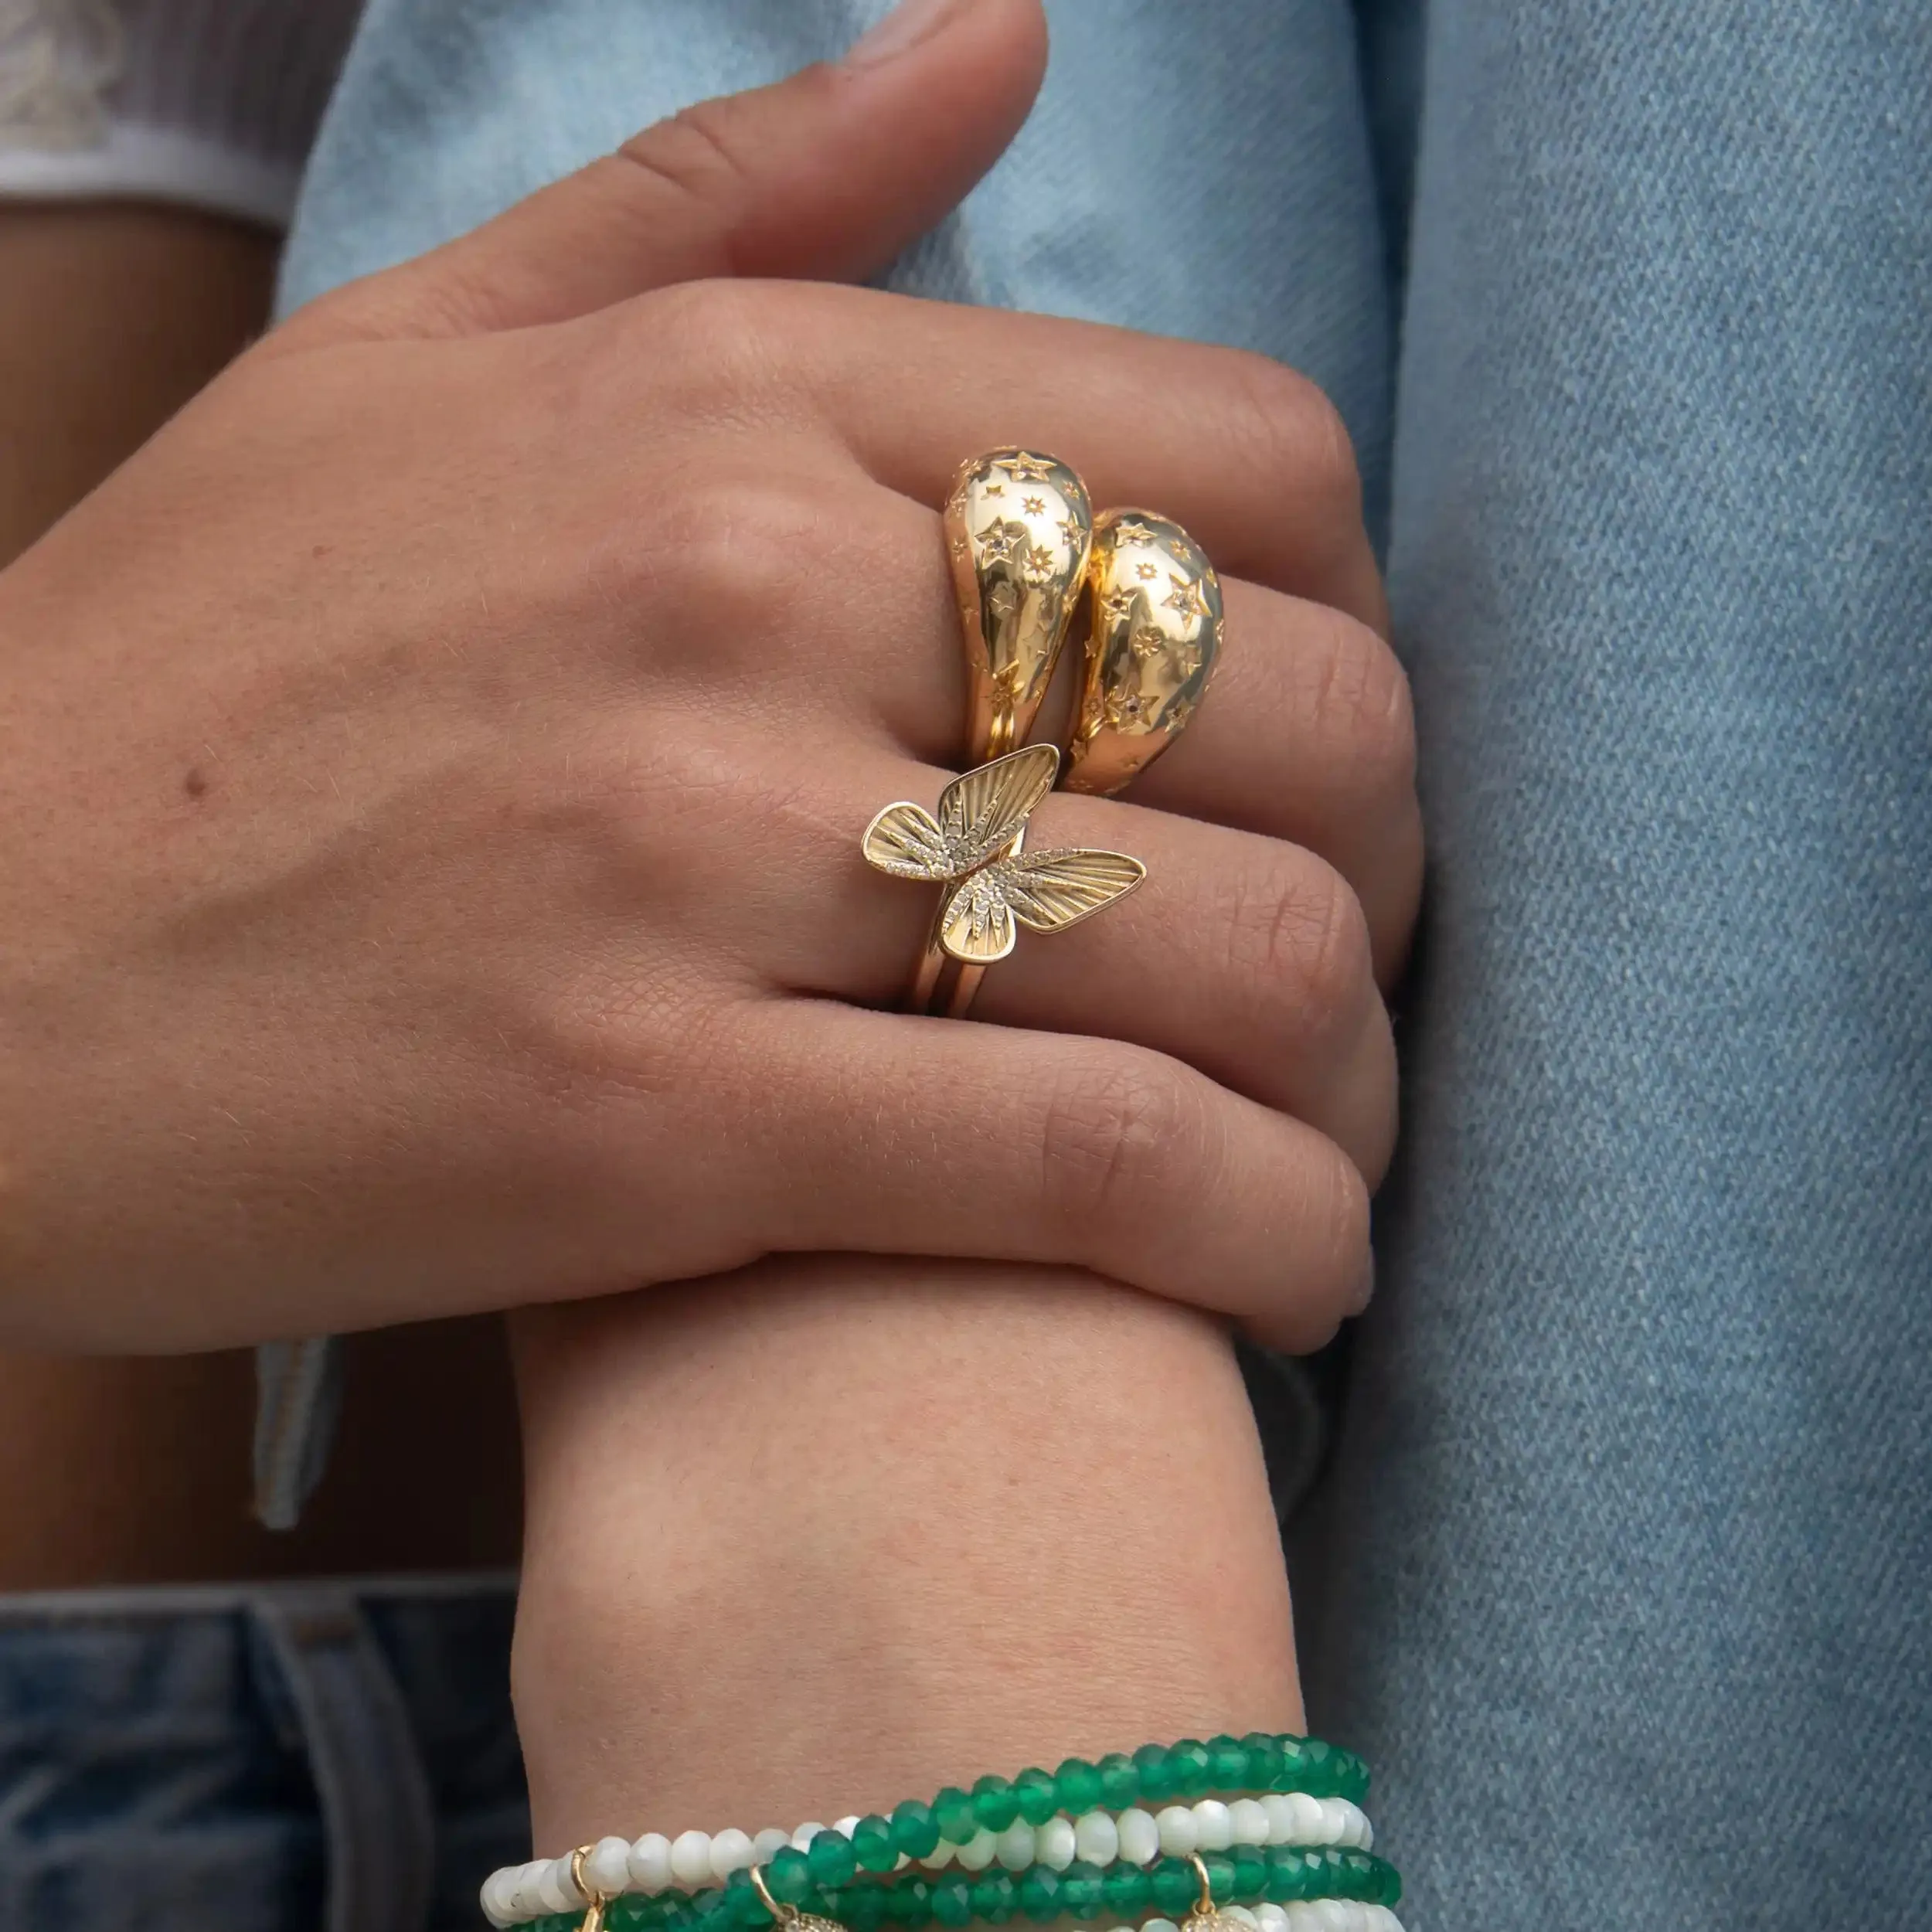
[1135,1907,1403,1932]
[484,1796,1377,1927]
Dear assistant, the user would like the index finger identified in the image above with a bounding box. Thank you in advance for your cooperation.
[638,277,1390,638]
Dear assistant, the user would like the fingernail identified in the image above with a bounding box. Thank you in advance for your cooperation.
[1349,1248,1376,1315]
[843,0,968,66]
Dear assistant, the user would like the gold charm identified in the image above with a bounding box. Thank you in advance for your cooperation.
[946,450,1093,758]
[864,744,1145,966]
[1179,1853,1246,1932]
[750,1862,849,1932]
[1064,509,1223,796]
[570,1846,611,1932]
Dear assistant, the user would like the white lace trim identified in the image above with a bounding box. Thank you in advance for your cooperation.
[0,0,124,151]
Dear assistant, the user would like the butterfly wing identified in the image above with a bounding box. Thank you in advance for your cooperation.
[935,743,1059,870]
[938,872,1019,964]
[937,845,1145,963]
[997,847,1148,932]
[862,802,954,879]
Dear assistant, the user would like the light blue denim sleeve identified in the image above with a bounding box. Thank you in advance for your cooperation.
[275,2,1932,1923]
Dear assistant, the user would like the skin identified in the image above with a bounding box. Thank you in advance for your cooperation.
[2,0,1388,1851]
[512,1261,1307,1845]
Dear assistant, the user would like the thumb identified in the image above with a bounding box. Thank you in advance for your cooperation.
[289,0,1046,345]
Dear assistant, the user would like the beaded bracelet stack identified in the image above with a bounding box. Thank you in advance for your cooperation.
[481,1733,1402,1932]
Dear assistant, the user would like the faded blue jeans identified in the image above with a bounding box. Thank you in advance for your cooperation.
[277,2,1932,1925]
[0,1577,525,1932]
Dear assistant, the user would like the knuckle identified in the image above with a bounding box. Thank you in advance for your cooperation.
[1036,1050,1215,1236]
[1305,610,1417,802]
[1217,350,1362,508]
[1300,864,1376,1031]
[1239,1131,1372,1355]
[552,959,723,1096]
[614,96,753,236]
[1322,1147,1372,1287]
[591,469,829,680]
[1359,1050,1401,1194]
[1303,382,1364,505]
[651,473,821,638]
[628,277,794,418]
[1223,853,1375,1047]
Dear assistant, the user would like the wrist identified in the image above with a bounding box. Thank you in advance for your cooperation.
[509,1258,1302,1849]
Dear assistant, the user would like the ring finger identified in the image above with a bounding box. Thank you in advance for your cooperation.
[770,756,1398,1189]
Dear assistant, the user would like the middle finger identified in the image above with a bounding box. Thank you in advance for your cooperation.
[825,486,1423,981]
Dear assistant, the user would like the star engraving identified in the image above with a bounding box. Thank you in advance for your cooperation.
[1099,587,1137,624]
[1128,623,1168,664]
[981,481,1006,498]
[1136,560,1159,581]
[991,657,1030,702]
[1022,495,1046,516]
[996,454,1054,483]
[1103,685,1150,730]
[1168,636,1205,679]
[1021,542,1060,585]
[1163,573,1210,622]
[1162,692,1199,733]
[1110,516,1163,547]
[977,520,1026,563]
[949,532,970,561]
[1058,517,1087,549]
[985,578,1022,617]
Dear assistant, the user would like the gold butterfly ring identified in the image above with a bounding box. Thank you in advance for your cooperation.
[863,743,1146,1011]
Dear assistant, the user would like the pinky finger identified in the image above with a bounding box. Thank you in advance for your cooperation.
[736,998,1371,1354]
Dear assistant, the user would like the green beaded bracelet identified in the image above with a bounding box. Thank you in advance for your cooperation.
[917,1734,1371,1837]
[869,1734,1369,1874]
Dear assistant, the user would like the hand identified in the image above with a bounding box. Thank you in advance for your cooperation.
[0,0,1417,1354]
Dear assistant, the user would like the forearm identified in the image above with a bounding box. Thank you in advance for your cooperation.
[512,1259,1301,1844]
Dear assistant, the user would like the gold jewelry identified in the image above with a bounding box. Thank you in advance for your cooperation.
[947,449,1093,758]
[865,744,1145,1003]
[750,1862,849,1932]
[1182,1852,1243,1932]
[891,454,1218,1019]
[570,1845,612,1932]
[1065,509,1223,797]
[903,450,1094,1014]
[941,507,1219,1015]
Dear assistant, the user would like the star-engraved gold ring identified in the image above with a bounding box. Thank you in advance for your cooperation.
[947,447,1094,763]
